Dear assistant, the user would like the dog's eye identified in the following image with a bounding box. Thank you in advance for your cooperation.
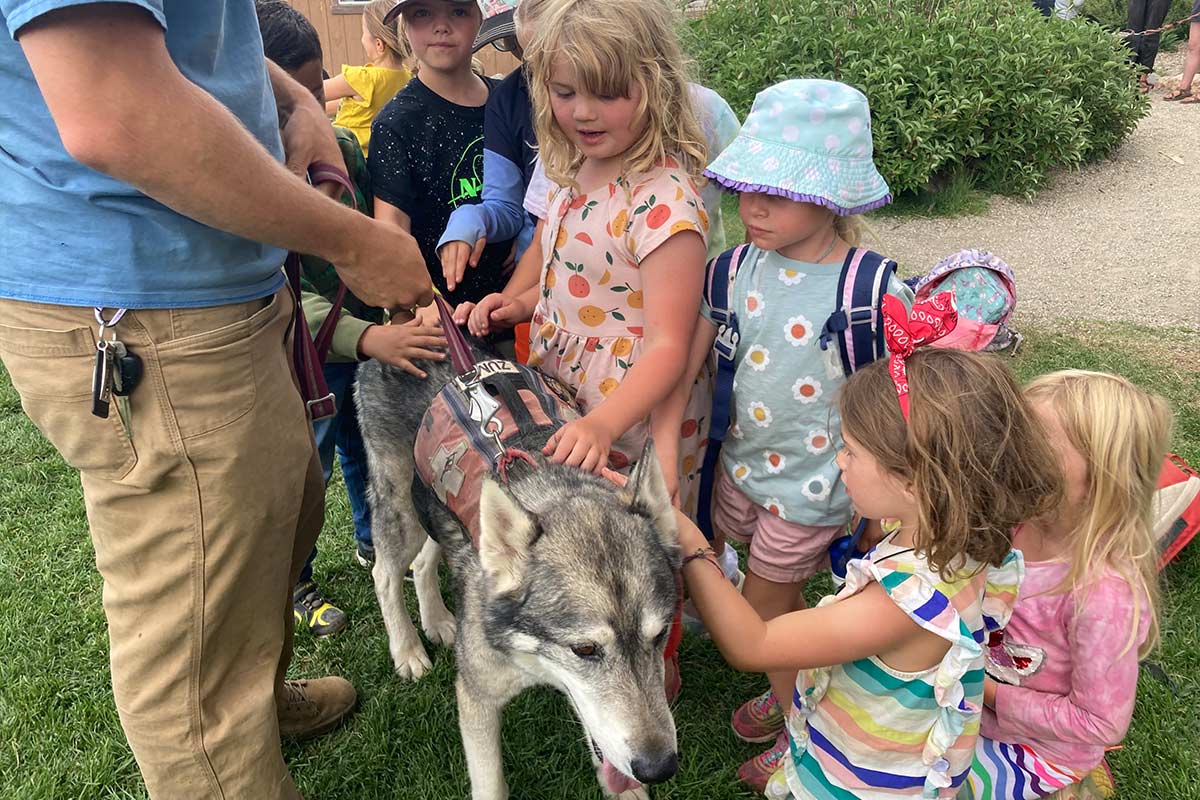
[571,643,601,660]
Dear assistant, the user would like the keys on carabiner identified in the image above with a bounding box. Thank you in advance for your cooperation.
[92,336,114,419]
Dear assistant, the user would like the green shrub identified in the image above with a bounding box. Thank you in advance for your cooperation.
[685,0,1148,197]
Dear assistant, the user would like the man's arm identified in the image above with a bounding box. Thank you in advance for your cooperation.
[16,5,431,310]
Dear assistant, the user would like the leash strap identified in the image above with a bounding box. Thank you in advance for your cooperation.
[435,293,476,375]
[309,161,356,363]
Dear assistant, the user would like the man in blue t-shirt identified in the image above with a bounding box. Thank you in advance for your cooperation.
[0,3,432,798]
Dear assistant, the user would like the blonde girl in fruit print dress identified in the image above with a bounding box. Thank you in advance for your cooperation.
[523,0,711,509]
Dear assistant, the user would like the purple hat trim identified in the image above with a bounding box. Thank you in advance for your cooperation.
[704,170,893,217]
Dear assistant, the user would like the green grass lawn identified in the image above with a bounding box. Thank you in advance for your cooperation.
[1,321,1198,800]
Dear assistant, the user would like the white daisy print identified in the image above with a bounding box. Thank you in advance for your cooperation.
[800,475,832,502]
[805,430,832,455]
[730,462,751,484]
[745,290,765,318]
[792,377,823,404]
[744,344,770,372]
[763,498,787,519]
[748,401,772,428]
[763,451,785,474]
[784,315,814,347]
[778,268,804,286]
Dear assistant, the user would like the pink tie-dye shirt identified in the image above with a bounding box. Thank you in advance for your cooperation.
[982,559,1151,772]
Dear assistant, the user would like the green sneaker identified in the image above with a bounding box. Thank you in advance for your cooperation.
[293,580,348,638]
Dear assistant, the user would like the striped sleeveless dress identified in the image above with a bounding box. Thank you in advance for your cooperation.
[765,538,1024,800]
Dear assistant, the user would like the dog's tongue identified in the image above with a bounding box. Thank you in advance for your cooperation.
[601,757,642,795]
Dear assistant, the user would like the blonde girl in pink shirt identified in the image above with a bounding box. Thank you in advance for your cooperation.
[963,370,1173,799]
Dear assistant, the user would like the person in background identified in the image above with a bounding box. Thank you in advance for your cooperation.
[1163,0,1199,103]
[0,1,431,797]
[370,0,515,312]
[1125,0,1173,92]
[255,0,447,639]
[325,0,413,156]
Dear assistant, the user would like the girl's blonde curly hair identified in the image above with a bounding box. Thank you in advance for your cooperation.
[524,0,707,188]
[1024,370,1172,658]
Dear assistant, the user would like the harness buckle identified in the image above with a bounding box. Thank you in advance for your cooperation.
[464,378,503,442]
[714,323,740,360]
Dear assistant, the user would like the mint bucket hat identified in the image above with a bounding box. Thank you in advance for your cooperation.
[705,79,892,216]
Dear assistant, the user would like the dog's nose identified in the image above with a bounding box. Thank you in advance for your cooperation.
[631,751,678,784]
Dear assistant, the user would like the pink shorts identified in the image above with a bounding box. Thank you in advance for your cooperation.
[713,466,844,584]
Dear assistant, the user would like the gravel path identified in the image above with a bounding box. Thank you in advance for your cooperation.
[875,50,1200,331]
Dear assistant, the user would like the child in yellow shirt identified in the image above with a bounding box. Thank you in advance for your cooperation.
[324,0,413,155]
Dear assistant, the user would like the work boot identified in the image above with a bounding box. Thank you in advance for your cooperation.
[277,677,357,739]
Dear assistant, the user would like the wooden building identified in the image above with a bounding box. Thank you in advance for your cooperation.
[287,0,521,79]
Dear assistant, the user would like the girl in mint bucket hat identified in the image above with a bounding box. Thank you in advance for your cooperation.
[705,78,892,215]
[675,78,913,794]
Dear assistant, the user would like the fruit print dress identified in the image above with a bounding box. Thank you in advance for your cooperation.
[528,161,712,511]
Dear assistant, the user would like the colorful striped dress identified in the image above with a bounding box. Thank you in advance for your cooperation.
[765,538,1024,800]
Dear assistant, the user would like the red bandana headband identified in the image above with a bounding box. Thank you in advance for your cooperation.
[881,293,959,421]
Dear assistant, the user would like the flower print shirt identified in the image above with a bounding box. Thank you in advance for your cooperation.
[704,245,913,526]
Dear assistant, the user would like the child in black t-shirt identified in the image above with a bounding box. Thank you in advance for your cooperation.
[369,0,513,311]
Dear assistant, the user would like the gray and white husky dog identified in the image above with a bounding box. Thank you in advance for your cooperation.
[355,342,681,800]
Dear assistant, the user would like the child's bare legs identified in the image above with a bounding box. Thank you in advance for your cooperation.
[741,570,806,714]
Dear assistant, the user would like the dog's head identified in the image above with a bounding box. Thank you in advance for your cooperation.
[476,440,681,790]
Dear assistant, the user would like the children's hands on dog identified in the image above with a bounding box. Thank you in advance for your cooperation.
[358,321,446,378]
[461,292,527,337]
[543,417,613,473]
[439,237,487,293]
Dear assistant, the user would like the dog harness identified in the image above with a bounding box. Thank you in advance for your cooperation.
[413,297,579,548]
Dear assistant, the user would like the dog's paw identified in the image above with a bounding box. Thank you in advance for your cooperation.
[390,641,433,680]
[422,610,458,647]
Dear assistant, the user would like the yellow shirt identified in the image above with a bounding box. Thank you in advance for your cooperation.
[332,64,412,156]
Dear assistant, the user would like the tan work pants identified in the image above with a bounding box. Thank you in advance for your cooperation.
[0,288,324,799]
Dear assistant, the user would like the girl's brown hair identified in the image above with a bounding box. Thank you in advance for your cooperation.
[365,0,411,64]
[525,0,707,188]
[839,349,1063,579]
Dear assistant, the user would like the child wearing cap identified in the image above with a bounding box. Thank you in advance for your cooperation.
[436,0,553,296]
[324,0,413,157]
[671,78,914,791]
[369,0,515,312]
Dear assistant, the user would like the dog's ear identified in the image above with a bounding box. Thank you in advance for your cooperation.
[478,478,539,595]
[626,439,678,552]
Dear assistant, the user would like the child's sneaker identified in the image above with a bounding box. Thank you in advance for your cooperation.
[293,580,348,638]
[731,689,785,743]
[356,541,375,569]
[737,730,789,794]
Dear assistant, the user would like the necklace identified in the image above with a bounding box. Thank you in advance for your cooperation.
[812,230,838,263]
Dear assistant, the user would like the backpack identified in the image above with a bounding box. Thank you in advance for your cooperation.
[695,244,898,541]
[1154,453,1200,569]
[906,249,1021,353]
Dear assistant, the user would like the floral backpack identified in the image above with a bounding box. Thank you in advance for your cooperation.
[906,249,1021,353]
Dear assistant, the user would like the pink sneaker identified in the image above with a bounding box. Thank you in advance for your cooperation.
[731,689,784,743]
[737,731,789,794]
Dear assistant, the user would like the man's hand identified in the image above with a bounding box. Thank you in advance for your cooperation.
[333,219,434,311]
[357,320,447,378]
[438,237,487,293]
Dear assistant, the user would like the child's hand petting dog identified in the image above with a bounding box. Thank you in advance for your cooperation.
[456,292,527,337]
[544,416,613,474]
[358,320,447,379]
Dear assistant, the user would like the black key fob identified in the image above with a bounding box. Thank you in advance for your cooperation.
[113,351,143,397]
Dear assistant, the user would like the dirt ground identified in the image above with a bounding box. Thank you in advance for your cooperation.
[875,50,1200,331]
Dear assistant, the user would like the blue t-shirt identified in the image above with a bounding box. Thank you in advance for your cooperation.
[0,0,286,308]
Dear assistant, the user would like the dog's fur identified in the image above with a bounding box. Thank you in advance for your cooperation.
[355,343,681,800]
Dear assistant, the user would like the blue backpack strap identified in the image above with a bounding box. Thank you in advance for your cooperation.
[696,244,751,541]
[820,248,897,376]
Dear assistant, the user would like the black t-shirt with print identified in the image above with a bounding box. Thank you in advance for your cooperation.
[369,76,513,308]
